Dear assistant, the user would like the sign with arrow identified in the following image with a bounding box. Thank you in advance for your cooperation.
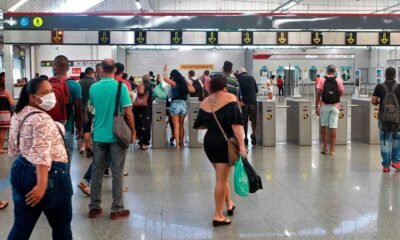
[242,31,253,45]
[345,32,357,45]
[171,31,182,45]
[51,30,63,44]
[277,32,288,45]
[206,31,218,45]
[379,32,390,45]
[98,31,110,45]
[311,32,323,45]
[135,31,146,45]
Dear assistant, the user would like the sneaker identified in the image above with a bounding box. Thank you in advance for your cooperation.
[78,182,90,196]
[383,167,390,173]
[244,138,249,146]
[251,134,256,145]
[391,162,400,170]
[110,209,130,220]
[88,208,103,218]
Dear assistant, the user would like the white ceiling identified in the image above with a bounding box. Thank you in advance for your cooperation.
[2,0,400,13]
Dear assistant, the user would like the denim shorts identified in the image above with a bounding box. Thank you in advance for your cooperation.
[169,100,188,116]
[320,105,339,129]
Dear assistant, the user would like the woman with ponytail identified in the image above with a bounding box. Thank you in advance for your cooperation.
[7,77,72,240]
[163,65,195,148]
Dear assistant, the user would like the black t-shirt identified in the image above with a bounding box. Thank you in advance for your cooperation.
[373,80,400,112]
[238,74,258,105]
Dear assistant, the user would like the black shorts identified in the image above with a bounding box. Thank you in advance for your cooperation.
[242,104,257,124]
[83,114,93,134]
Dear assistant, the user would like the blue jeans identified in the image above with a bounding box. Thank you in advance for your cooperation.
[89,142,127,212]
[379,121,400,167]
[8,156,73,240]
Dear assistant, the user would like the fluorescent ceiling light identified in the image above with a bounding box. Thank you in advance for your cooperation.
[56,0,104,12]
[135,0,142,10]
[8,0,29,12]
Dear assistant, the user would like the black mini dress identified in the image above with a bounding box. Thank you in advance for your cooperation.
[193,102,243,164]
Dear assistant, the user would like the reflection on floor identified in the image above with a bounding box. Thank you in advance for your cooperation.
[0,141,398,240]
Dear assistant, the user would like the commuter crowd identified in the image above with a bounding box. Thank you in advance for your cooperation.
[0,54,398,238]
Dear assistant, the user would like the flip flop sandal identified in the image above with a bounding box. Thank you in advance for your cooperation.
[321,149,328,155]
[0,200,9,209]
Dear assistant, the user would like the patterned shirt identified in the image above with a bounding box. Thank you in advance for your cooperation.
[8,106,68,168]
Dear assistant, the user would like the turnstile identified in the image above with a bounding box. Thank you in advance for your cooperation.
[287,98,312,146]
[256,100,276,147]
[189,100,202,148]
[152,101,167,149]
[351,98,379,144]
[319,101,348,145]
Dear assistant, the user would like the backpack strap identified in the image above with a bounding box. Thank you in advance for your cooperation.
[114,81,123,117]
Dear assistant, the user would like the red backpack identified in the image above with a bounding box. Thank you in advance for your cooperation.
[45,76,70,122]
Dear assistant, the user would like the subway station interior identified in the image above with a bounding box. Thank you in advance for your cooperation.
[2,0,400,240]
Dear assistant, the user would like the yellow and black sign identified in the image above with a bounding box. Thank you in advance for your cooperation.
[41,61,73,67]
[98,31,110,45]
[303,113,309,120]
[242,31,253,45]
[267,114,273,120]
[373,111,379,119]
[135,31,146,45]
[345,32,357,45]
[311,32,323,45]
[33,17,43,27]
[206,31,218,45]
[339,112,345,119]
[51,30,63,44]
[379,32,390,46]
[180,64,214,70]
[277,32,288,45]
[171,31,182,45]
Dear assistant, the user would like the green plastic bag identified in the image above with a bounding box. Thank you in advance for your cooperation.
[152,83,168,100]
[234,156,249,197]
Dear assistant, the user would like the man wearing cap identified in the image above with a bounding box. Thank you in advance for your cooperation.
[237,67,259,146]
[315,64,344,156]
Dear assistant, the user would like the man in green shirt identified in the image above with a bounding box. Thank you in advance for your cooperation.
[88,59,136,220]
[223,61,240,98]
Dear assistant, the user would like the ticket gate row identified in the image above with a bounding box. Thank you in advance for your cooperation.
[151,98,379,148]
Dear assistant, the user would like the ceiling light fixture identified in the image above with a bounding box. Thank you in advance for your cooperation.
[135,0,142,10]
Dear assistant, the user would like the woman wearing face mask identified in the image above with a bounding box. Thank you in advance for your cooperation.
[7,77,72,240]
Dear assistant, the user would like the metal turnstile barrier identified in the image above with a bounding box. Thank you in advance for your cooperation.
[189,100,202,148]
[287,98,312,146]
[319,101,348,145]
[351,98,379,144]
[152,101,167,149]
[256,100,276,147]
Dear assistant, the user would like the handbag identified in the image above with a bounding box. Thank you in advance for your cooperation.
[112,81,132,148]
[234,156,249,197]
[133,93,149,108]
[152,83,168,100]
[210,100,240,166]
[242,157,263,193]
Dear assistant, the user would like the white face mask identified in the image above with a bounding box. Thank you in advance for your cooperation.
[36,93,57,111]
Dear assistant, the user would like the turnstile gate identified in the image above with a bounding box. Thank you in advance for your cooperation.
[351,98,379,145]
[256,100,276,147]
[152,101,167,149]
[287,98,312,146]
[189,100,202,148]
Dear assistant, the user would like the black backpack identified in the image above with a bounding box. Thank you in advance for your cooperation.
[381,82,400,132]
[321,77,340,104]
[190,79,205,101]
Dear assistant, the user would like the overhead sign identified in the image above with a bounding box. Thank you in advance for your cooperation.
[41,61,73,67]
[51,30,63,44]
[98,31,110,45]
[311,32,323,45]
[171,31,182,45]
[135,31,146,45]
[19,17,30,28]
[32,17,43,28]
[277,32,288,45]
[180,64,215,70]
[206,31,218,45]
[345,32,357,45]
[379,32,390,45]
[242,31,253,45]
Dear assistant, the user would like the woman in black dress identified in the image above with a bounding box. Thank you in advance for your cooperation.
[194,74,246,227]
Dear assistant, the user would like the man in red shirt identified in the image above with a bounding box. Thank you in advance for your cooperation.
[115,63,133,101]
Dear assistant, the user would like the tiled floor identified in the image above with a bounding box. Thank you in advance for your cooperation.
[0,97,398,240]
